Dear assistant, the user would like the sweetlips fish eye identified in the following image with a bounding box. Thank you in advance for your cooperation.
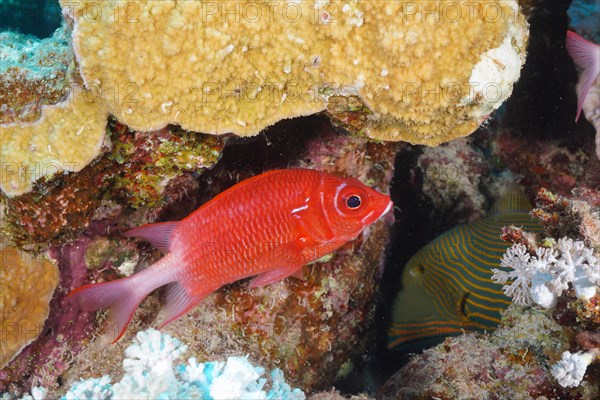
[346,195,362,209]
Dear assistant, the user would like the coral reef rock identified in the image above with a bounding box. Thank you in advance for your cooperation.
[61,0,528,144]
[0,238,96,395]
[0,26,72,125]
[380,304,600,399]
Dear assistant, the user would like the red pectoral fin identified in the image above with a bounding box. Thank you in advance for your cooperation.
[249,264,305,288]
[247,241,310,289]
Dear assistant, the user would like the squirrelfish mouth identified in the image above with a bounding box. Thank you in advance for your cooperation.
[361,199,393,225]
[382,200,393,216]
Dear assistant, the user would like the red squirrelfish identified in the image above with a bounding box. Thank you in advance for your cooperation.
[69,169,393,342]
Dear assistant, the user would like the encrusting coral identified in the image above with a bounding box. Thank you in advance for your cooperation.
[0,24,109,198]
[61,0,528,145]
[2,120,224,250]
[0,246,59,369]
[0,237,97,395]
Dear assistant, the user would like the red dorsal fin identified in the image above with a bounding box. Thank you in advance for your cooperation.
[566,31,600,121]
[124,221,178,253]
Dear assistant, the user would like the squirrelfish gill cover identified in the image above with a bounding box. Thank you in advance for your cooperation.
[69,169,393,342]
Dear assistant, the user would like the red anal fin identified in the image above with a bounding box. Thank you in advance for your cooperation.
[124,221,178,254]
[159,281,219,328]
[292,267,305,280]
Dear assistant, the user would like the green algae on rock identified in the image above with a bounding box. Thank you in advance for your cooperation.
[1,121,225,250]
[104,122,225,209]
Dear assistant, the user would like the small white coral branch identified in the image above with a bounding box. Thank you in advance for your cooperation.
[492,238,600,308]
[492,244,536,305]
[551,349,600,388]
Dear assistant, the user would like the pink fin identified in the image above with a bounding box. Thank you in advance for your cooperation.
[125,221,178,253]
[249,264,304,289]
[159,281,217,328]
[69,277,143,343]
[566,31,600,121]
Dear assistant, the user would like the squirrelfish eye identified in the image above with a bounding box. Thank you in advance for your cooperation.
[346,195,362,209]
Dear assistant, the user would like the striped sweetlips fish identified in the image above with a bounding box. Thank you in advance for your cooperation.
[388,186,543,351]
[70,168,393,342]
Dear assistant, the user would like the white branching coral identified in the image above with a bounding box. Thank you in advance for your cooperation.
[551,350,597,388]
[492,238,600,308]
[11,329,305,400]
[492,244,536,305]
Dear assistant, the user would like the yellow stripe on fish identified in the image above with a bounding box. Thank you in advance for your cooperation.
[388,186,543,350]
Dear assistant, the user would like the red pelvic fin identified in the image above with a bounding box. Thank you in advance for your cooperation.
[124,221,179,253]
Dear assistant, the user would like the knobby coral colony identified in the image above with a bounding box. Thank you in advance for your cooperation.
[0,247,59,369]
[61,0,527,143]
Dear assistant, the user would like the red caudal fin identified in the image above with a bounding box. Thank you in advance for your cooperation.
[69,277,143,343]
[566,31,600,121]
[124,221,179,254]
[69,256,174,343]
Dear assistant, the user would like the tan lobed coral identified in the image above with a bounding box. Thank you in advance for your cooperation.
[0,245,59,368]
[0,84,108,197]
[62,0,528,144]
